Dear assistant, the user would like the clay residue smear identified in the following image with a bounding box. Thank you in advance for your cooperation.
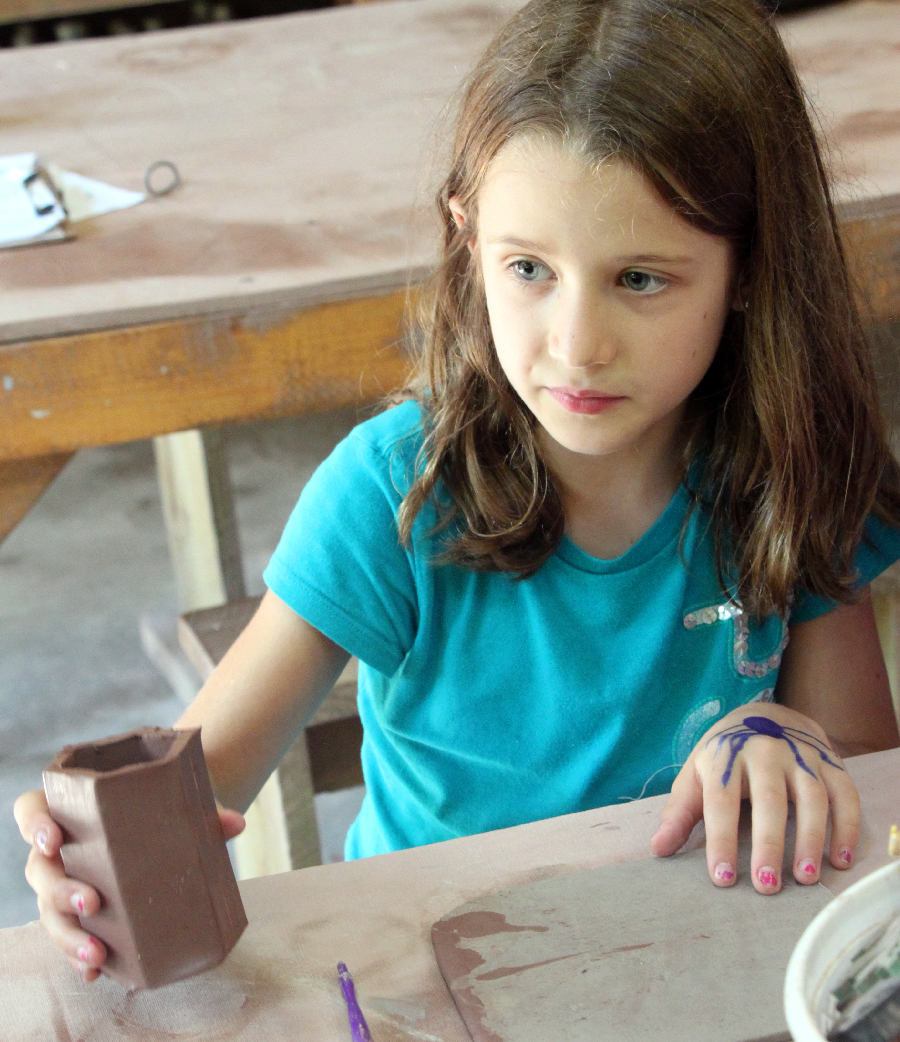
[431,923,485,983]
[115,972,250,1037]
[452,982,504,1042]
[475,951,586,982]
[437,910,549,940]
[597,942,654,958]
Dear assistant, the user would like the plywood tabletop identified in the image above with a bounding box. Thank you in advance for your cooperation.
[0,0,898,343]
[0,748,898,1042]
[0,0,514,341]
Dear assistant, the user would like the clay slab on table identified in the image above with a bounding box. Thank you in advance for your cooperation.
[43,727,247,990]
[432,846,831,1042]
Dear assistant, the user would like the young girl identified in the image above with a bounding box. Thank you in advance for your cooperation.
[17,0,900,982]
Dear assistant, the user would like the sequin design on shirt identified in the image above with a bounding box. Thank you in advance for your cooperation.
[683,600,789,680]
[671,687,775,765]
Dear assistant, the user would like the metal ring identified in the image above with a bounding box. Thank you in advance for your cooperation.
[144,160,181,197]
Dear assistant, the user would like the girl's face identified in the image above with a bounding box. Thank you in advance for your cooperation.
[453,137,735,481]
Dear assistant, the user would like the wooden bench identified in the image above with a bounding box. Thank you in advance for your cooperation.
[179,596,364,876]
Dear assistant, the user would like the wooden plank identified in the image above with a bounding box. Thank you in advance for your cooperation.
[232,771,296,879]
[178,596,359,727]
[0,0,181,26]
[178,597,262,678]
[432,847,830,1042]
[837,195,900,325]
[0,750,895,1042]
[0,0,896,342]
[0,288,412,462]
[153,428,245,612]
[0,0,503,342]
[0,452,73,546]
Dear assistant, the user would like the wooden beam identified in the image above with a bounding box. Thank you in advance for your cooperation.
[153,428,245,613]
[0,452,73,546]
[837,193,900,325]
[0,0,181,25]
[0,288,413,462]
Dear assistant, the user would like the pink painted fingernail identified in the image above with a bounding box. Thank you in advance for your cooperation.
[77,945,89,962]
[798,859,817,877]
[714,862,735,881]
[71,893,84,914]
[758,867,779,888]
[34,829,48,854]
[839,847,853,865]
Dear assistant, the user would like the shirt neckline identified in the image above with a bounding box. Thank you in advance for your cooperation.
[555,481,691,574]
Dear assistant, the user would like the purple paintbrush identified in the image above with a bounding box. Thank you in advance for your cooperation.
[337,961,373,1042]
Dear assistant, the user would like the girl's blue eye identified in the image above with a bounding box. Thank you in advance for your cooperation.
[512,259,550,282]
[622,270,666,293]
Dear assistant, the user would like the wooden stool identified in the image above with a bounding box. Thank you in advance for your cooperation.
[179,596,364,878]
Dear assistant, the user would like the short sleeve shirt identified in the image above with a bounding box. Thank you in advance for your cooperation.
[263,401,900,858]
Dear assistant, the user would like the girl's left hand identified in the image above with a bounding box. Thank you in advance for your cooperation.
[649,702,859,894]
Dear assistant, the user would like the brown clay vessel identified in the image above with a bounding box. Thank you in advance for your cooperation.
[43,726,247,990]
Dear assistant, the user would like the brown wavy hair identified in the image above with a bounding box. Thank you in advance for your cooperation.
[396,0,900,618]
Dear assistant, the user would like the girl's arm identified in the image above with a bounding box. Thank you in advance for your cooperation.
[175,588,352,813]
[14,589,349,981]
[776,586,899,757]
[652,585,899,893]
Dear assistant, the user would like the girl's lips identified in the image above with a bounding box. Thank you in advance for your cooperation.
[547,387,626,414]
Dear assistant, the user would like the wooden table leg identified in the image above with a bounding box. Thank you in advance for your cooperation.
[153,428,245,613]
[0,452,74,547]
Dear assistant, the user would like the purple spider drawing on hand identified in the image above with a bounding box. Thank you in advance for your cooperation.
[707,715,843,787]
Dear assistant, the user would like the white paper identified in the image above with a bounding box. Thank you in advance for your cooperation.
[46,162,145,223]
[0,153,67,247]
[0,153,146,249]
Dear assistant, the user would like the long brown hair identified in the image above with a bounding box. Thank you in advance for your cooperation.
[397,0,900,618]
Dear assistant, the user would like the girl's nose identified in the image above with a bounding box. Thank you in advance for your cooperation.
[548,288,617,368]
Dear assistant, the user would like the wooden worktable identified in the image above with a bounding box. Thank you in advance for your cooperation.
[1,747,897,1041]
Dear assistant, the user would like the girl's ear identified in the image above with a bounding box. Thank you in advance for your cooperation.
[730,271,749,312]
[448,195,476,253]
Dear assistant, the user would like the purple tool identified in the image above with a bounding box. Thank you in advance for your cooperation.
[337,962,373,1042]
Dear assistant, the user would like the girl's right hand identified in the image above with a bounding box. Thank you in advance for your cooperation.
[13,787,245,983]
[14,788,106,981]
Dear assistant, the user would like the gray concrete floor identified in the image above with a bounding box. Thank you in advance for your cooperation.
[0,408,361,928]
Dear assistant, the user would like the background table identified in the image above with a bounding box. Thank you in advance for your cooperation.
[0,746,897,1041]
[1,0,899,591]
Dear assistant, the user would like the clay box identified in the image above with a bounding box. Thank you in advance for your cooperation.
[43,726,247,990]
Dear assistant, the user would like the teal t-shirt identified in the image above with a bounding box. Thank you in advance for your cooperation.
[263,401,900,859]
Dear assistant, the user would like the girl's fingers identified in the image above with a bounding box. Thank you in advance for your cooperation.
[218,807,246,842]
[40,900,107,975]
[748,772,789,894]
[700,773,742,887]
[822,763,860,870]
[789,771,830,884]
[24,845,102,921]
[26,851,107,977]
[650,765,704,857]
[13,790,62,857]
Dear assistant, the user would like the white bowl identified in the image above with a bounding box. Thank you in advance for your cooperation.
[784,860,900,1041]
